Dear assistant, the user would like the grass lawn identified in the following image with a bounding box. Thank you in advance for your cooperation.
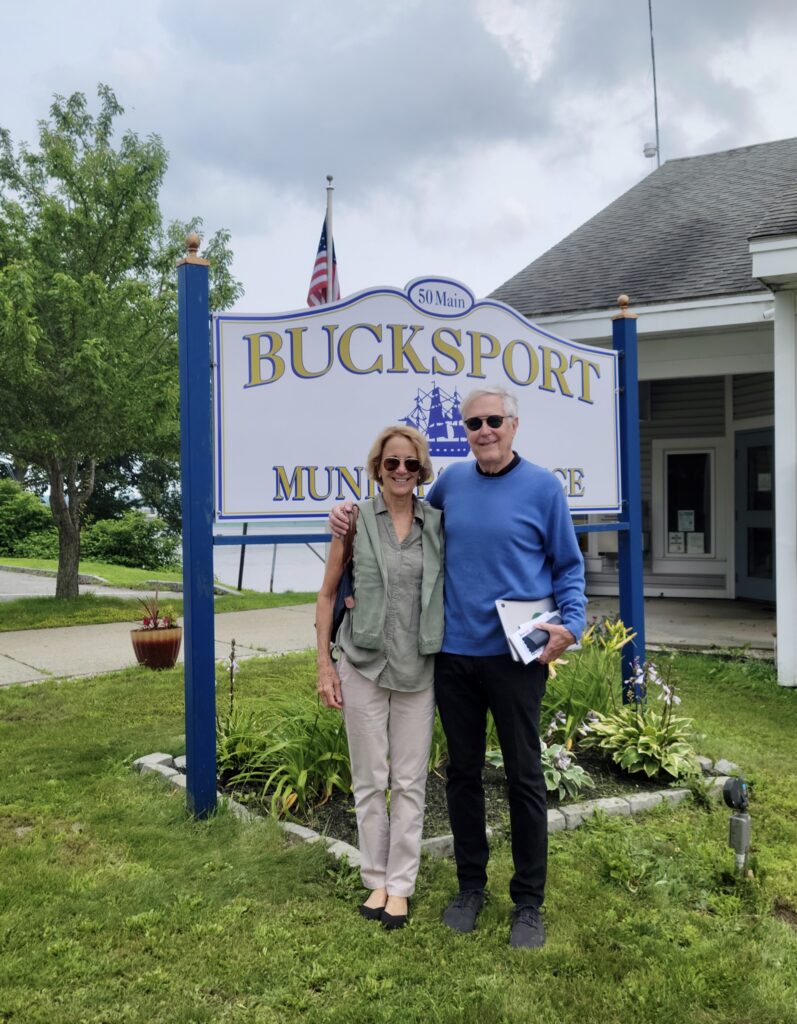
[0,557,315,630]
[1,653,797,1023]
[0,556,185,589]
[0,590,317,632]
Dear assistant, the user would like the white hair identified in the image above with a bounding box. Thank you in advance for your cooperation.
[461,386,519,419]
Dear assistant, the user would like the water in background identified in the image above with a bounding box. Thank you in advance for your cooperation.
[212,522,328,593]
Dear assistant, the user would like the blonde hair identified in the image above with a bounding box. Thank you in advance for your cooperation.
[366,425,434,484]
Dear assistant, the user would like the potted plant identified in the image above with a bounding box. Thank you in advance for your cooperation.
[130,592,183,670]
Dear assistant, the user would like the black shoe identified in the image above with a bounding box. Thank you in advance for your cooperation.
[358,901,384,921]
[381,900,410,931]
[442,889,485,933]
[509,904,545,949]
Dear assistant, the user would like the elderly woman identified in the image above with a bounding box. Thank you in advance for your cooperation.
[315,425,444,929]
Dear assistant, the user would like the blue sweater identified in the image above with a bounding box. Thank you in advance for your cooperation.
[427,458,587,656]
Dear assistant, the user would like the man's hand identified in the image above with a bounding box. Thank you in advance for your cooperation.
[534,622,576,665]
[328,501,355,538]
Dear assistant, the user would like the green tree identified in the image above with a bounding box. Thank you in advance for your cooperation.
[0,86,242,597]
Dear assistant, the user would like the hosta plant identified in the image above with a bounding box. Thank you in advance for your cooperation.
[585,658,699,780]
[486,742,594,801]
[541,742,595,800]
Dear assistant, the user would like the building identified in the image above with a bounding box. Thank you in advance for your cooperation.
[491,138,797,686]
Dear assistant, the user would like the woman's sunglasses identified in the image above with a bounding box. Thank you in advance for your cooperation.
[382,456,422,473]
[464,415,510,431]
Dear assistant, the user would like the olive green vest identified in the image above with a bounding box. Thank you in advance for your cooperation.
[350,499,444,654]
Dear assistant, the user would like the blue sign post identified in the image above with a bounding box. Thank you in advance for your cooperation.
[613,296,646,697]
[177,236,217,817]
[572,295,646,700]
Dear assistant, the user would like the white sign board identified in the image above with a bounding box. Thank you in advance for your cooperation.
[213,278,621,521]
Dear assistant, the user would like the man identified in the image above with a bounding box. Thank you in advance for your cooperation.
[330,386,586,948]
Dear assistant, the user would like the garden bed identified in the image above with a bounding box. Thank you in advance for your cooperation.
[223,747,672,848]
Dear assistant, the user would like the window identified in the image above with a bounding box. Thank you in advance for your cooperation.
[665,451,713,556]
[651,437,729,577]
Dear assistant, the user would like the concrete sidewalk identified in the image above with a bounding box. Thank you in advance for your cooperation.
[0,593,776,688]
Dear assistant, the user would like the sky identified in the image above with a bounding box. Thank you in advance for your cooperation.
[3,0,797,314]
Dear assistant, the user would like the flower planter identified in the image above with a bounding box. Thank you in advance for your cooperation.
[131,626,183,670]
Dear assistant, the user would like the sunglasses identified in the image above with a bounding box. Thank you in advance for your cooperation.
[382,456,422,473]
[463,415,511,431]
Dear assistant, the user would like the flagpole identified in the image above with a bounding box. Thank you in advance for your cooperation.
[325,175,334,303]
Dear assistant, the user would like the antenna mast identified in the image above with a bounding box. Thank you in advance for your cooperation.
[648,0,661,168]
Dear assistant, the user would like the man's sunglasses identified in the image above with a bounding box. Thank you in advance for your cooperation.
[382,456,422,473]
[464,415,511,431]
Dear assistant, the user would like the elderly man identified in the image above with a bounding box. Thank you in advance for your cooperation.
[331,385,586,948]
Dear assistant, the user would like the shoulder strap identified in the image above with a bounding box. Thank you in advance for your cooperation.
[340,505,360,567]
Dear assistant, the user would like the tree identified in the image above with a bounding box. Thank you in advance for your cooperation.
[0,86,242,597]
[84,451,182,533]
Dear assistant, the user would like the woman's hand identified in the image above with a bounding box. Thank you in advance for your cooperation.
[317,661,343,710]
[315,536,348,710]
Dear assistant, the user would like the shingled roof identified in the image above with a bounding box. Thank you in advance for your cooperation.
[491,137,797,318]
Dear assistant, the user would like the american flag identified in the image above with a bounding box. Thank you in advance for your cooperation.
[306,217,340,307]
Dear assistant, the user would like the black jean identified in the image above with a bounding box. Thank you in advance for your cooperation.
[434,652,548,907]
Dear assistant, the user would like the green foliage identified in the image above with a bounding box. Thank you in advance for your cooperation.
[0,479,52,554]
[586,704,698,779]
[12,510,178,566]
[541,742,595,800]
[0,85,241,596]
[1,652,797,1022]
[80,510,178,569]
[13,526,60,558]
[84,452,182,532]
[486,741,595,801]
[428,710,448,773]
[541,617,633,749]
[0,586,316,632]
[585,660,699,780]
[217,694,352,819]
[135,590,177,629]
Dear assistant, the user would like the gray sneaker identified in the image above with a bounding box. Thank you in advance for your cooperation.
[509,905,545,948]
[442,889,486,933]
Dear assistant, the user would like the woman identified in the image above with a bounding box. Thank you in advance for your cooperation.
[315,425,444,929]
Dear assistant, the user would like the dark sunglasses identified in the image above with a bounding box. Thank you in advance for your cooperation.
[382,456,422,473]
[464,415,510,431]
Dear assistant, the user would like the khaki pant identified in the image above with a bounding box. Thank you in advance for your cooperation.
[338,655,435,897]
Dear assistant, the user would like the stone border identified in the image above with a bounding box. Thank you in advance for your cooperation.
[133,752,737,867]
[0,563,108,584]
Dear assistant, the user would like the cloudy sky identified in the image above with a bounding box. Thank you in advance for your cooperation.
[3,0,797,313]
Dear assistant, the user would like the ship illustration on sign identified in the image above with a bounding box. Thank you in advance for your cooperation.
[400,382,470,457]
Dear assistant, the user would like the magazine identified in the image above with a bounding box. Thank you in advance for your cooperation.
[508,610,563,665]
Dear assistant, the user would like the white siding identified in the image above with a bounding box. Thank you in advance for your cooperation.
[639,377,725,505]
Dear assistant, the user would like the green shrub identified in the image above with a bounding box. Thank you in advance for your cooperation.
[13,528,60,559]
[541,617,633,749]
[81,510,179,569]
[217,694,352,819]
[584,658,699,780]
[0,480,53,555]
[486,740,595,801]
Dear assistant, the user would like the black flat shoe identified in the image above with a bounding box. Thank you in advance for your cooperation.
[381,900,410,930]
[358,901,385,921]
